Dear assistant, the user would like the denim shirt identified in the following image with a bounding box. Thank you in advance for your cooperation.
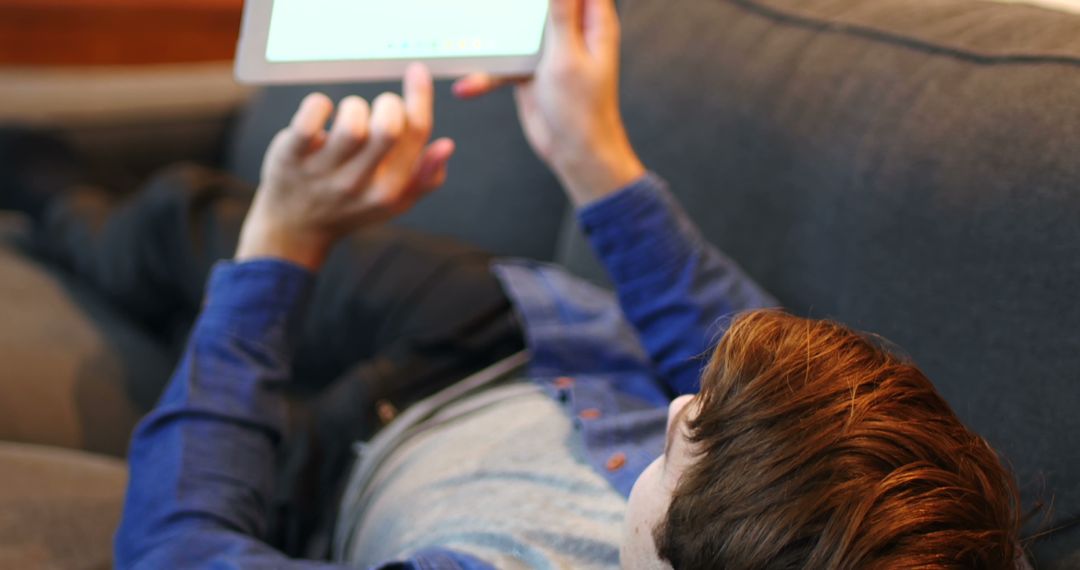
[114,173,777,569]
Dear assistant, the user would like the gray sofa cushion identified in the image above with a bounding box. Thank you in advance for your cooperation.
[558,0,1080,562]
[227,83,568,261]
[0,216,170,457]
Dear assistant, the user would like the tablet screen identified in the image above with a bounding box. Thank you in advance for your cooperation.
[266,0,549,63]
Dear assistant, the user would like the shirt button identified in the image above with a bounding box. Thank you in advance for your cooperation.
[554,376,575,389]
[579,408,602,420]
[606,452,627,472]
[376,400,398,425]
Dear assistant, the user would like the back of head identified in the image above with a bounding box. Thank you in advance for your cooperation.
[654,310,1023,569]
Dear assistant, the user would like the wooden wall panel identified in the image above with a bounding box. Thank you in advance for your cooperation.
[0,0,244,66]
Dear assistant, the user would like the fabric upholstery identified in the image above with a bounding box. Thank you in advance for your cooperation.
[0,442,126,570]
[1,0,1072,564]
[0,64,251,183]
[556,0,1080,563]
[0,216,169,457]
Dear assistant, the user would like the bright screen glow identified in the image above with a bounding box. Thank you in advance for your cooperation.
[267,0,548,62]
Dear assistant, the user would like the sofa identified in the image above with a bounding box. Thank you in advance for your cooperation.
[1,0,1077,567]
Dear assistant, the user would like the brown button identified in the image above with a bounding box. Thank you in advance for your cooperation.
[554,376,575,389]
[579,408,602,420]
[376,400,399,425]
[606,452,627,472]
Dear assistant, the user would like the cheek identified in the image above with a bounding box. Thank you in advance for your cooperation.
[627,455,662,520]
[622,456,666,566]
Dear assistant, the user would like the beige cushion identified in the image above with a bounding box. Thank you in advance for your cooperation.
[0,63,250,125]
[0,442,127,570]
[0,63,252,178]
[989,0,1080,14]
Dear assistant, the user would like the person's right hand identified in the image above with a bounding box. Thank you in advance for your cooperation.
[452,0,645,207]
[237,63,454,271]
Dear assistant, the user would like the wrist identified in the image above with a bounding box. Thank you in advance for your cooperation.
[553,141,646,208]
[236,217,332,272]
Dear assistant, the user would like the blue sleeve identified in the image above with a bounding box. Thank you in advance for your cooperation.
[578,173,779,395]
[114,260,488,570]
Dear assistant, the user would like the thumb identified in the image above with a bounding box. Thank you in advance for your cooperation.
[403,138,456,199]
[547,0,585,54]
[583,0,620,59]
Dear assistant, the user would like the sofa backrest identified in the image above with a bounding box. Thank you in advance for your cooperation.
[228,0,1080,564]
[562,0,1080,564]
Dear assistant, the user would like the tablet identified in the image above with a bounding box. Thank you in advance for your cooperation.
[236,0,549,84]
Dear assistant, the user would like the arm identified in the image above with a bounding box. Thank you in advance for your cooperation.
[115,260,348,569]
[578,174,777,395]
[455,0,777,395]
[116,64,466,569]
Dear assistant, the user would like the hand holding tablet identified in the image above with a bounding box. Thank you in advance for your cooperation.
[452,0,646,207]
[238,0,644,221]
[237,0,550,83]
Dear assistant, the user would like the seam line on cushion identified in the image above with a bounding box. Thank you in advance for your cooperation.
[727,0,1080,68]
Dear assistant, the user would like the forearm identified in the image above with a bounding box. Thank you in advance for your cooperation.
[116,260,316,568]
[578,173,779,395]
[116,259,496,570]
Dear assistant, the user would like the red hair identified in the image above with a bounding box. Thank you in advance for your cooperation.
[655,310,1023,569]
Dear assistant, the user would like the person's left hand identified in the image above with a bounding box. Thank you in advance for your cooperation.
[453,0,643,207]
[237,63,454,271]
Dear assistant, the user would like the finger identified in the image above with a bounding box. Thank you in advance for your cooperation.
[376,65,438,192]
[335,92,405,189]
[452,73,530,100]
[547,0,586,54]
[413,138,456,189]
[370,92,407,146]
[400,138,456,207]
[583,0,620,59]
[403,62,434,140]
[282,93,333,159]
[307,96,371,171]
[402,164,449,208]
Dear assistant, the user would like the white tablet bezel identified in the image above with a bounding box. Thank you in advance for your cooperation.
[235,0,546,84]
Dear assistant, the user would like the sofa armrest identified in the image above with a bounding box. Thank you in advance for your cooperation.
[0,62,253,177]
[0,442,126,570]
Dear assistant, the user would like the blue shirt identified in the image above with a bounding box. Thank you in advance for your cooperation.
[114,173,777,569]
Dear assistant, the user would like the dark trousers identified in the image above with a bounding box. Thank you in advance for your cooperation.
[33,163,525,557]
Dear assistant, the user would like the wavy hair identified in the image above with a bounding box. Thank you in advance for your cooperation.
[654,310,1023,569]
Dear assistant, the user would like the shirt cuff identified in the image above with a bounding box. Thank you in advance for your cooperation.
[200,259,316,340]
[577,172,705,282]
[577,172,666,228]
